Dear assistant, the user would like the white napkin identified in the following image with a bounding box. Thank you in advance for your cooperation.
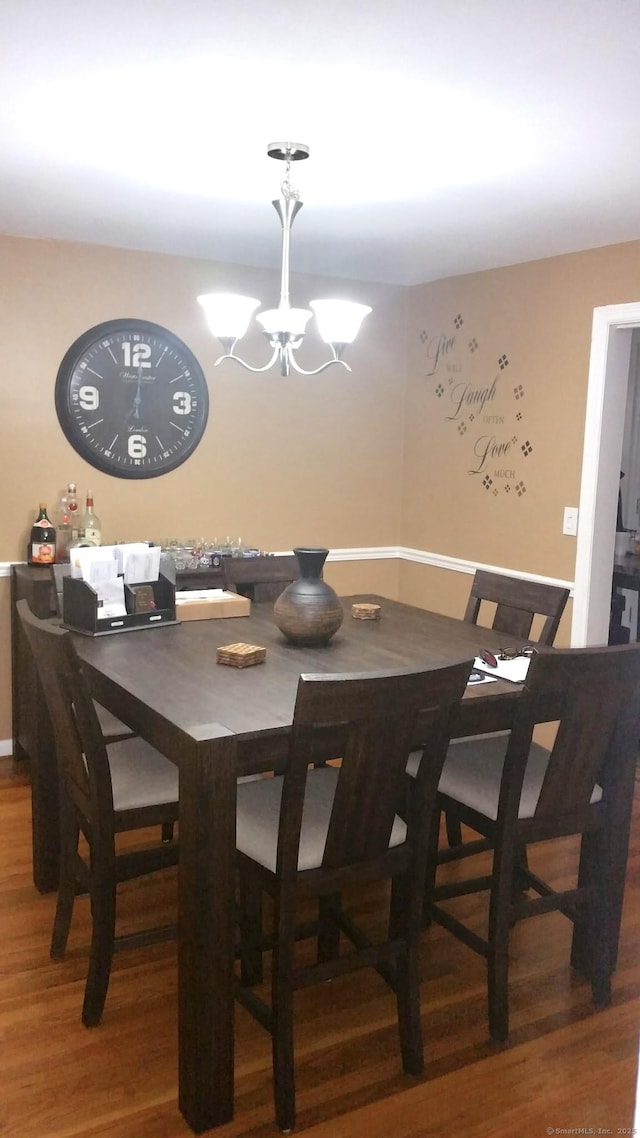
[473,654,532,683]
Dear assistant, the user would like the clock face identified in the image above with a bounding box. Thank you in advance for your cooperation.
[55,319,209,479]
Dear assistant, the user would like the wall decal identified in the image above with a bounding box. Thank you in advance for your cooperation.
[419,314,533,496]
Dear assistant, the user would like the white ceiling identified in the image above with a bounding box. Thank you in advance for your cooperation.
[2,0,640,287]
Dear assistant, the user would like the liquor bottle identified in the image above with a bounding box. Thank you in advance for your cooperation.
[28,503,57,565]
[55,510,73,563]
[66,482,80,542]
[77,490,102,547]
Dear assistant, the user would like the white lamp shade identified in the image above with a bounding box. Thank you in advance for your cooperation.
[310,300,372,345]
[256,306,312,337]
[197,293,260,340]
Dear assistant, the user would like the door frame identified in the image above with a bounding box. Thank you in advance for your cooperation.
[572,302,640,645]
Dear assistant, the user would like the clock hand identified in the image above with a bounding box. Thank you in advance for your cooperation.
[125,368,143,422]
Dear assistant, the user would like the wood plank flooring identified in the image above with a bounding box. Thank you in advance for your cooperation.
[1,759,639,1137]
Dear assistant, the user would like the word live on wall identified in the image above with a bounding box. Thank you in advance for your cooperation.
[420,314,532,498]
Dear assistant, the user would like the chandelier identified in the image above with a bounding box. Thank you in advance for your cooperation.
[197,143,371,377]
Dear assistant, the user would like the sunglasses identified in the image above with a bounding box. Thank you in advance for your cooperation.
[480,646,536,668]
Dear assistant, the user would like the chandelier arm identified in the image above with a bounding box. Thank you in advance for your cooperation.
[214,344,281,373]
[287,354,352,376]
[198,145,371,377]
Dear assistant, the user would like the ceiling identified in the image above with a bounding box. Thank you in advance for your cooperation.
[3,0,640,287]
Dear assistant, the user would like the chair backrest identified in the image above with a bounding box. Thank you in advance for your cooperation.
[500,642,640,824]
[16,598,114,833]
[464,569,570,645]
[224,554,299,603]
[276,660,472,880]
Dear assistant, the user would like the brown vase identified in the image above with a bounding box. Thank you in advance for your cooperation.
[273,548,344,646]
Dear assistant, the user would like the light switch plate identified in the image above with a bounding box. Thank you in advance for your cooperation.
[563,506,579,536]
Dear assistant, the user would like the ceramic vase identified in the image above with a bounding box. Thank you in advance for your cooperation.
[273,548,344,646]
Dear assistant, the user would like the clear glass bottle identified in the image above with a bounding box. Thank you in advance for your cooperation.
[28,503,56,564]
[55,510,73,563]
[77,490,102,547]
[66,482,80,542]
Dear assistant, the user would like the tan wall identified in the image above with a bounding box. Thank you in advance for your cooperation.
[400,241,640,617]
[1,234,406,558]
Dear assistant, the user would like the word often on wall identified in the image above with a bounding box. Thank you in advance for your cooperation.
[419,313,531,498]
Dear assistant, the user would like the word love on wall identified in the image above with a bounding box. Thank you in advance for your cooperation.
[419,313,532,498]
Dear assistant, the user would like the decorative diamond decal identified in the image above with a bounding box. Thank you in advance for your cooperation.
[514,383,524,399]
[512,435,518,444]
[469,337,478,352]
[435,383,444,397]
[419,330,428,343]
[483,475,493,491]
[454,314,464,329]
[493,488,499,497]
[516,411,522,421]
[457,421,467,436]
[468,413,475,422]
[521,440,533,457]
[516,481,527,496]
[504,484,511,494]
[498,354,509,369]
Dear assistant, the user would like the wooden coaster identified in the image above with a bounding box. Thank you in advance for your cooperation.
[217,642,267,668]
[351,603,381,621]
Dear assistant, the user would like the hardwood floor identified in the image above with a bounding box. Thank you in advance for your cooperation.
[1,758,639,1137]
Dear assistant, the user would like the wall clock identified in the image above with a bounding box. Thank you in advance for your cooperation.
[54,319,209,479]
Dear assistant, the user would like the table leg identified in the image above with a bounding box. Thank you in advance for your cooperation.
[601,757,636,973]
[571,743,636,977]
[178,734,237,1132]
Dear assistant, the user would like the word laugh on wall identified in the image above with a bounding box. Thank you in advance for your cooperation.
[419,316,532,498]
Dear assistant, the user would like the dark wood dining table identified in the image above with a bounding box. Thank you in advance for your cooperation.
[70,593,526,1133]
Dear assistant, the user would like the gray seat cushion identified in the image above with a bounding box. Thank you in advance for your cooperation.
[236,766,407,874]
[95,702,134,739]
[405,731,508,778]
[407,735,602,821]
[107,738,179,812]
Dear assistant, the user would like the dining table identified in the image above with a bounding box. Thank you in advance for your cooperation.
[68,592,530,1132]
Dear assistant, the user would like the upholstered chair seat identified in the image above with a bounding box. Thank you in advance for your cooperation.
[237,765,407,874]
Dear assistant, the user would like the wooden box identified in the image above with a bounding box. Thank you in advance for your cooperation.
[176,590,251,622]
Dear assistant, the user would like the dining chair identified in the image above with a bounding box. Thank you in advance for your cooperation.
[442,569,571,847]
[463,569,570,644]
[234,658,472,1132]
[52,563,136,743]
[16,599,179,1027]
[223,553,299,603]
[424,641,640,1042]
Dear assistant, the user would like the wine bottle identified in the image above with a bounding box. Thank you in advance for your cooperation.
[77,490,102,547]
[28,504,56,565]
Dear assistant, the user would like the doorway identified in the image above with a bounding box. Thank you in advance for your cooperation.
[614,332,640,641]
[619,333,640,541]
[572,303,640,646]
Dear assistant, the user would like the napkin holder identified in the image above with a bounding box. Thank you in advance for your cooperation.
[62,570,178,636]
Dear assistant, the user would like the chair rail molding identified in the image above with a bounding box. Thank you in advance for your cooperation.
[278,547,574,592]
[2,553,574,590]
